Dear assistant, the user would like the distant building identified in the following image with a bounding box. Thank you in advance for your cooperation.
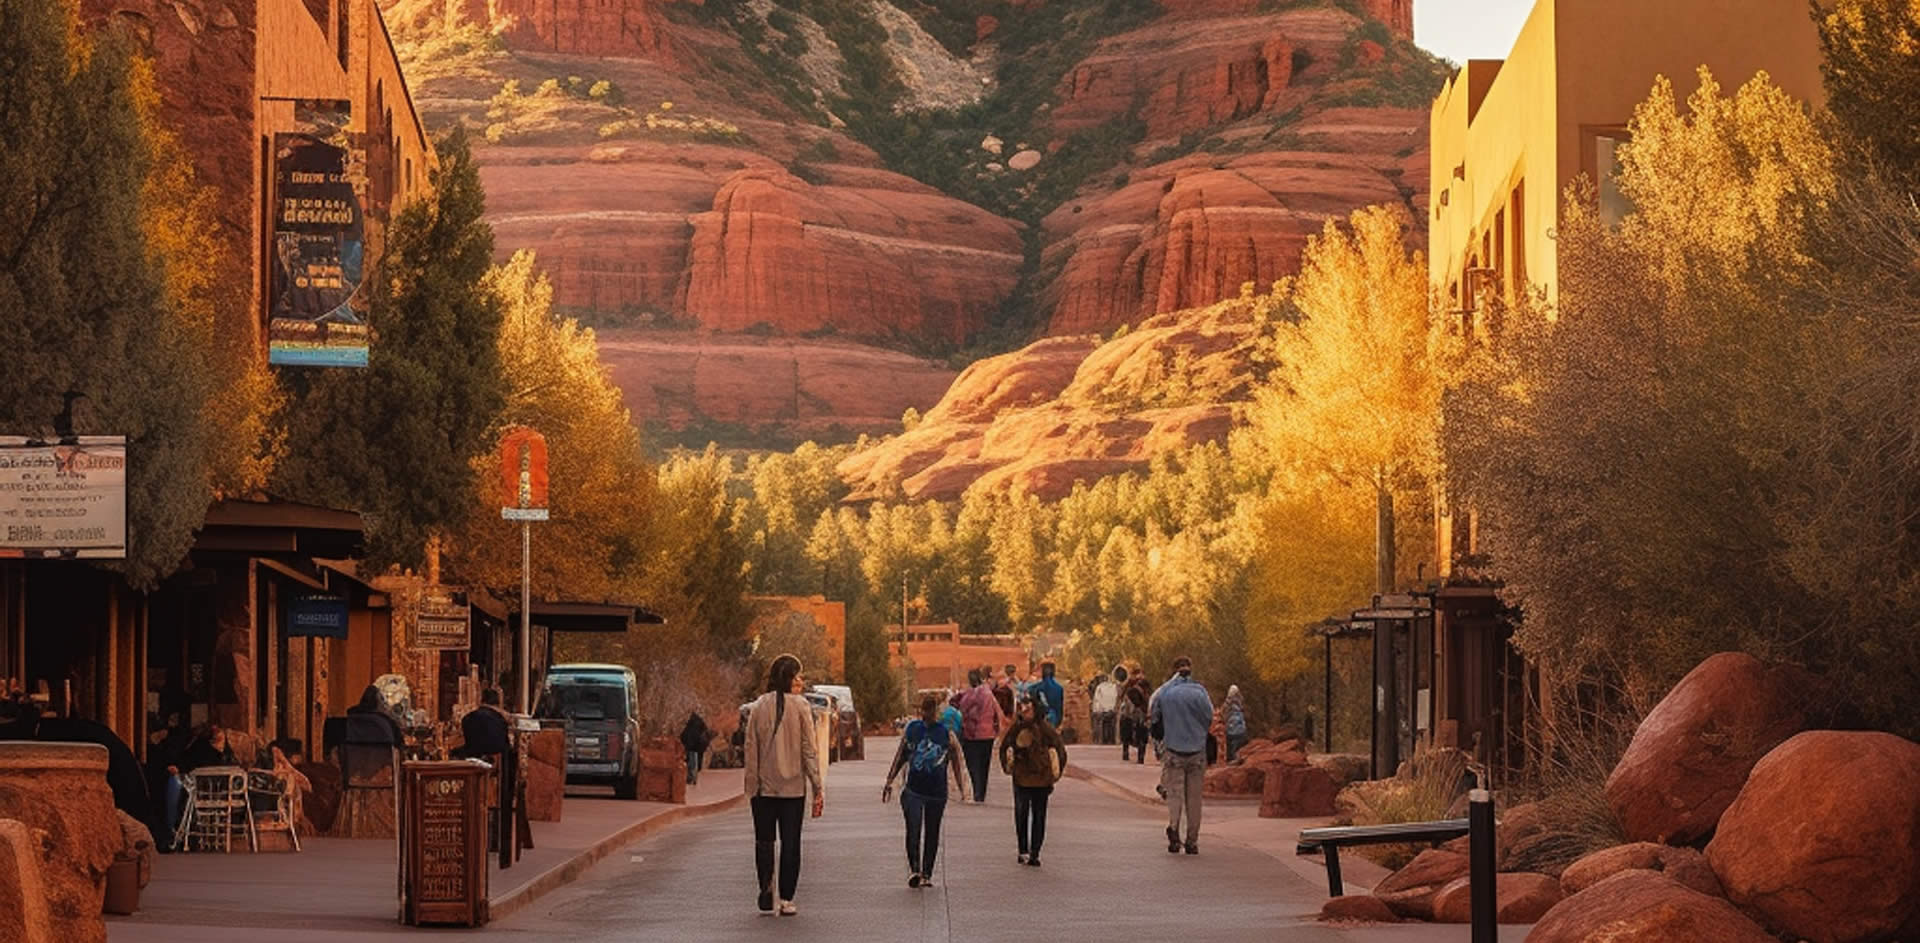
[1422,0,1826,785]
[890,624,1027,693]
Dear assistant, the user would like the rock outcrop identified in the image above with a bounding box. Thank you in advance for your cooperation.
[1705,730,1920,943]
[1319,894,1399,924]
[836,301,1257,501]
[1527,870,1776,943]
[1559,842,1721,898]
[1259,763,1338,818]
[1604,652,1811,845]
[1430,871,1561,924]
[1050,17,1296,141]
[1372,849,1469,920]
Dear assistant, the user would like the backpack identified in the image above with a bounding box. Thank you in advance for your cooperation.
[906,720,950,777]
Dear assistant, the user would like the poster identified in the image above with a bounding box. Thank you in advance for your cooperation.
[0,436,127,558]
[269,100,370,367]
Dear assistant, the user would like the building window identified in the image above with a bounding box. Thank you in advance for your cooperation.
[1510,182,1526,293]
[1593,132,1632,225]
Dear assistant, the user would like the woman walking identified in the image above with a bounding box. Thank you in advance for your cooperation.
[1223,685,1248,762]
[743,654,824,916]
[883,693,966,888]
[999,694,1067,866]
[680,710,712,785]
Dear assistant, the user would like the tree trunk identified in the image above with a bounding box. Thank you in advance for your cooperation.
[1375,485,1395,595]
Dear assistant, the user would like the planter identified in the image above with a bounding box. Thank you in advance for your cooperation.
[0,742,122,943]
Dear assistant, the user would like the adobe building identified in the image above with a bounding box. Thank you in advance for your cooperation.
[1422,0,1825,784]
[890,624,1028,693]
[0,0,436,760]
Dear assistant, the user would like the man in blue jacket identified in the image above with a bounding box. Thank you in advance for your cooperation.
[1149,655,1214,855]
[1031,661,1065,729]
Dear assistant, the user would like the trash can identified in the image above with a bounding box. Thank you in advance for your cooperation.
[102,854,140,915]
[400,760,491,927]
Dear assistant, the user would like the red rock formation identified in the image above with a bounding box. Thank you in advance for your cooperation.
[1430,872,1562,924]
[1560,842,1722,898]
[1050,17,1295,140]
[1258,763,1338,818]
[1706,730,1920,943]
[1528,870,1776,943]
[1319,894,1400,924]
[1359,0,1413,40]
[428,0,679,59]
[680,168,1024,344]
[1372,849,1470,921]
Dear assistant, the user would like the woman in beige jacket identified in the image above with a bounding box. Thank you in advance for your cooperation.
[742,653,824,916]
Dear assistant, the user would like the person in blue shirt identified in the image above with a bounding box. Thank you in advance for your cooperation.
[1030,661,1065,729]
[883,693,967,888]
[1149,655,1214,855]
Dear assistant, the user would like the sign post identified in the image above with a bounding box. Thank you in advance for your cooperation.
[499,428,548,712]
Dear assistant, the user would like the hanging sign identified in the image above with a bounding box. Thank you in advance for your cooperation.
[269,99,370,367]
[0,436,127,558]
[288,594,351,639]
[414,593,471,650]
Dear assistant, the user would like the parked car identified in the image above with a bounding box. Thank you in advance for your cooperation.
[535,664,642,799]
[809,684,863,761]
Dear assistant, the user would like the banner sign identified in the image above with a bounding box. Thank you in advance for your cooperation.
[288,594,351,639]
[269,99,370,368]
[414,594,471,650]
[499,427,549,510]
[0,436,127,558]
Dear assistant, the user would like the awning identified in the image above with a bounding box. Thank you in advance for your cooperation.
[511,600,666,633]
[195,496,364,558]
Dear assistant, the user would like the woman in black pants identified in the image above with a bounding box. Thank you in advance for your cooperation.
[743,654,824,915]
[999,694,1068,866]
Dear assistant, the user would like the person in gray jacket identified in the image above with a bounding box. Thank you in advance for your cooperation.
[743,654,825,916]
[1149,655,1214,855]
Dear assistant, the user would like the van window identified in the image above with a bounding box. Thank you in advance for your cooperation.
[539,682,629,721]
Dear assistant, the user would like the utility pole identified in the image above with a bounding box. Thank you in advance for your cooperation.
[899,576,908,655]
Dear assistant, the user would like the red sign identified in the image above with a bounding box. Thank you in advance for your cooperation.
[499,427,548,509]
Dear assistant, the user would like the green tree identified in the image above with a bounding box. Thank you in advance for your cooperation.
[656,448,755,650]
[843,599,902,722]
[0,4,267,587]
[275,127,506,567]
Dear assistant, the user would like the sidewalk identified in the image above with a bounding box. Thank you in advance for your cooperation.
[1065,744,1392,894]
[107,777,743,937]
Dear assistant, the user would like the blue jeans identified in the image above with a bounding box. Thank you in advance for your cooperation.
[901,791,947,876]
[686,750,704,784]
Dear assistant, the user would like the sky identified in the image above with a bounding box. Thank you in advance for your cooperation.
[1415,0,1537,65]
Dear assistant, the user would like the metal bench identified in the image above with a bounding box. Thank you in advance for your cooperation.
[1295,818,1471,896]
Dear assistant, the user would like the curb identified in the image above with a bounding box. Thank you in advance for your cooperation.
[1063,763,1165,812]
[488,792,747,922]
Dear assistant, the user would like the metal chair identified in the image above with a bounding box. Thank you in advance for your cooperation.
[248,770,301,852]
[187,767,256,852]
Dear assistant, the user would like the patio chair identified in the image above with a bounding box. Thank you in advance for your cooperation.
[186,767,256,852]
[248,770,301,852]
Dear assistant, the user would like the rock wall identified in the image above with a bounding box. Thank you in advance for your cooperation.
[1050,17,1296,141]
[445,0,678,58]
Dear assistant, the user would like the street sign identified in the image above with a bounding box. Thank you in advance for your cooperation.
[288,594,350,639]
[414,594,471,650]
[0,436,127,558]
[500,507,549,521]
[499,427,548,510]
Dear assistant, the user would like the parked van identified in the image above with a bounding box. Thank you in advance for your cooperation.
[535,664,642,799]
[808,684,863,761]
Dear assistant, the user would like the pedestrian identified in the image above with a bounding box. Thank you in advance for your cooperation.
[1031,661,1064,728]
[1223,685,1248,762]
[883,692,966,888]
[993,665,1017,718]
[743,653,825,916]
[998,693,1067,867]
[680,710,713,786]
[1122,670,1151,764]
[453,686,512,759]
[1150,656,1214,855]
[956,668,1004,803]
[1092,670,1119,745]
[939,697,963,740]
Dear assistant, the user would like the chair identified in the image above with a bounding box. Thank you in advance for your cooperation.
[248,770,302,852]
[187,767,256,853]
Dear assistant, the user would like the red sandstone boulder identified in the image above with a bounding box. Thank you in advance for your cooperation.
[1202,764,1264,797]
[1259,763,1337,818]
[1527,869,1775,943]
[1306,752,1371,788]
[1319,894,1398,923]
[1372,849,1469,920]
[0,817,53,943]
[1431,871,1562,924]
[1559,842,1721,897]
[0,743,121,943]
[1705,730,1920,943]
[523,729,566,822]
[1604,652,1810,845]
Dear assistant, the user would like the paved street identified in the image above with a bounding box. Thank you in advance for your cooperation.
[496,739,1524,942]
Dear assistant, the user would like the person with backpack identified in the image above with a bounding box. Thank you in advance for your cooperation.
[743,654,824,916]
[998,693,1067,867]
[883,692,966,888]
[680,710,713,785]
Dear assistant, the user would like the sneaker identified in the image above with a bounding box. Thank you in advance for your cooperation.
[1166,827,1181,854]
[1026,856,1042,868]
[1184,842,1199,856]
[757,888,774,912]
[918,873,935,887]
[909,873,923,888]
[1017,853,1028,865]
[778,900,798,916]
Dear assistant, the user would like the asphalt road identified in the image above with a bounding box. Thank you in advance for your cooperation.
[494,738,1516,942]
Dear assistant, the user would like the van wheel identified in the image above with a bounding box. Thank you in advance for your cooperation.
[615,772,638,800]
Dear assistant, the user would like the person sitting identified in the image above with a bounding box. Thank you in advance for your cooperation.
[454,687,511,760]
[344,684,403,747]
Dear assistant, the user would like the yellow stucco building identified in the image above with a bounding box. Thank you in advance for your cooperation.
[1428,0,1826,314]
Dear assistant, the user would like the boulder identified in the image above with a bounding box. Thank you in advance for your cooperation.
[1604,652,1810,844]
[1705,730,1920,943]
[1259,763,1337,818]
[1431,871,1562,924]
[1560,842,1721,897]
[1319,894,1398,923]
[1372,848,1469,920]
[1202,764,1265,797]
[1439,801,1547,872]
[1527,869,1775,943]
[1306,752,1371,788]
[0,743,121,943]
[0,817,53,943]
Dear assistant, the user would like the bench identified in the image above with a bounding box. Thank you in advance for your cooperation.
[1296,818,1471,896]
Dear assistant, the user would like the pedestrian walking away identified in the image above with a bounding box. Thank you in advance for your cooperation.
[957,667,1005,803]
[680,709,713,785]
[1122,671,1152,764]
[743,654,825,916]
[1150,655,1213,855]
[1031,661,1065,728]
[1223,685,1248,763]
[883,693,966,889]
[998,693,1067,866]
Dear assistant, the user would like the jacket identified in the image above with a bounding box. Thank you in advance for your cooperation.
[1150,674,1214,754]
[742,692,823,799]
[1031,676,1065,727]
[454,705,511,759]
[957,683,1004,740]
[680,714,712,752]
[998,719,1067,789]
